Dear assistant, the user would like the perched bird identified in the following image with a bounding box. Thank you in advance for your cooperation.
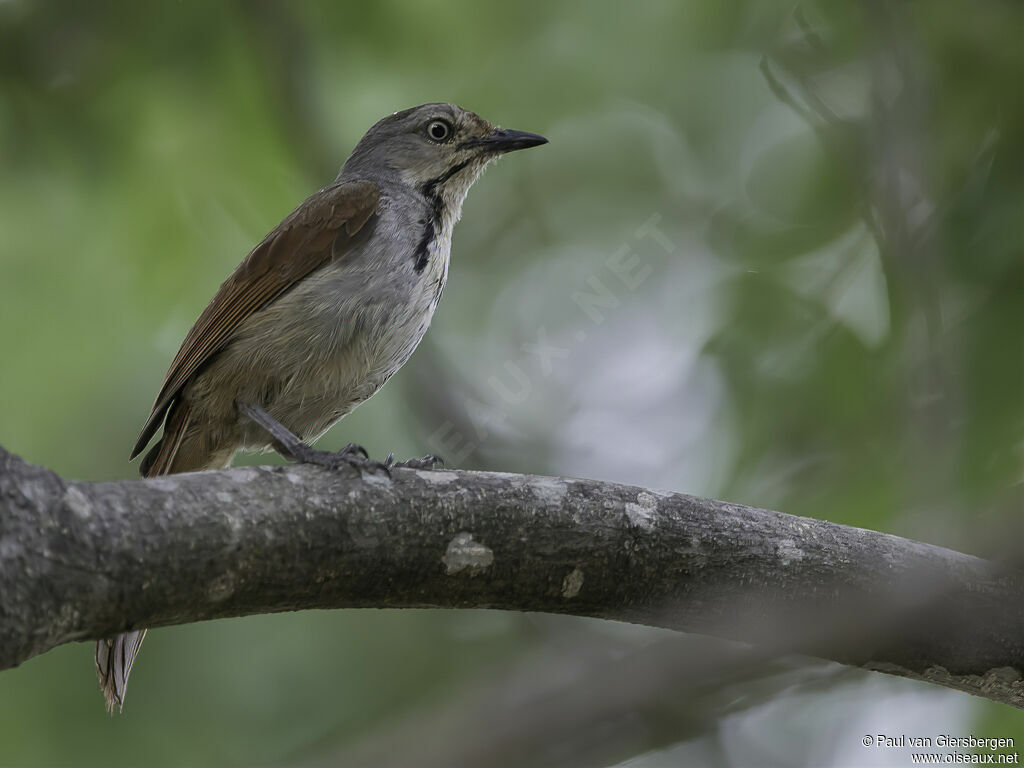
[95,103,547,712]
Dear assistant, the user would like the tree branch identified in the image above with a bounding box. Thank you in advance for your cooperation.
[1,445,1023,708]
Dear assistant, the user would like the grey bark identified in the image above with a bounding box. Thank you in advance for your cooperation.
[1,444,1023,708]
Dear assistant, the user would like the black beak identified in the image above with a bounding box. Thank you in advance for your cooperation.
[461,128,548,154]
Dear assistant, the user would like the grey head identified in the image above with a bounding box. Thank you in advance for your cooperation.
[339,102,547,214]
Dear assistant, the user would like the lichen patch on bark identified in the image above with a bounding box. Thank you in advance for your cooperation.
[417,470,458,484]
[62,486,94,519]
[561,567,584,598]
[442,532,494,575]
[625,491,659,530]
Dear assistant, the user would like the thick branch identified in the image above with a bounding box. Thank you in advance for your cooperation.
[1,445,1022,708]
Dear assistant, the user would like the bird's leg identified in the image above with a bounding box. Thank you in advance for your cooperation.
[384,453,446,470]
[238,402,389,475]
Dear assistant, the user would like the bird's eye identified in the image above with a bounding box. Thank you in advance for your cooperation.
[425,119,453,143]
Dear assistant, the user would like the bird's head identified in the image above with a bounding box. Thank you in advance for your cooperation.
[341,103,547,212]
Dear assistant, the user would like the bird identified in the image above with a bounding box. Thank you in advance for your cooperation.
[95,103,547,712]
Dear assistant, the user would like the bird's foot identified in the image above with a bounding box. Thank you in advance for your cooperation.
[384,453,445,470]
[287,440,391,476]
[239,402,390,476]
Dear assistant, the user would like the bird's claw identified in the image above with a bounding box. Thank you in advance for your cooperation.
[338,442,370,460]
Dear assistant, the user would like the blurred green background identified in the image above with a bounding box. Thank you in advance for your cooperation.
[1,1,1022,765]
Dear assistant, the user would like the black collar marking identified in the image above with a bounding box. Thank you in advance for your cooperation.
[413,159,473,273]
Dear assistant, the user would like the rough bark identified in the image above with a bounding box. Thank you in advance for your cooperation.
[1,444,1022,708]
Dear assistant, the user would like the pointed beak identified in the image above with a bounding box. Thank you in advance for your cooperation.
[461,128,549,154]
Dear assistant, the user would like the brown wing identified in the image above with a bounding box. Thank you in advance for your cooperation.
[130,179,380,461]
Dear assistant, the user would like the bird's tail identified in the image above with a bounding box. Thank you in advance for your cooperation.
[95,630,148,714]
[95,399,194,713]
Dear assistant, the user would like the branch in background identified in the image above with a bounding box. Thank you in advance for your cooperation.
[310,631,855,768]
[1,444,1023,711]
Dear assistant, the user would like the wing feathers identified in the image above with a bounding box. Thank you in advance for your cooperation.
[131,180,380,460]
[139,398,192,477]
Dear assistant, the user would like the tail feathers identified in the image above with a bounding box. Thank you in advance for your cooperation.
[96,401,190,712]
[95,630,147,714]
